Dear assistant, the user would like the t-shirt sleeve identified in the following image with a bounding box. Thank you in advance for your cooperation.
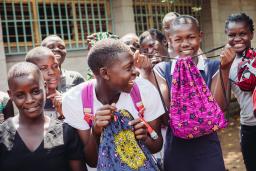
[62,83,90,130]
[153,61,169,80]
[135,78,165,122]
[64,123,85,160]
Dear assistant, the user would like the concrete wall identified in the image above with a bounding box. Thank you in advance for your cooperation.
[0,17,8,91]
[112,0,136,37]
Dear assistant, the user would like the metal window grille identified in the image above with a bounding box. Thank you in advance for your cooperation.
[0,0,113,56]
[133,0,203,35]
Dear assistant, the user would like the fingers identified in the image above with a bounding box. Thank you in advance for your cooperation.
[134,50,152,70]
[220,44,236,69]
[129,118,148,140]
[93,104,116,135]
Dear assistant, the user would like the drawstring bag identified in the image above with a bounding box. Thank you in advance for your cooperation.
[170,57,227,139]
[236,48,256,91]
[81,81,160,171]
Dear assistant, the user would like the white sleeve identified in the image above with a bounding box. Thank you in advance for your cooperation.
[62,83,90,130]
[135,78,165,122]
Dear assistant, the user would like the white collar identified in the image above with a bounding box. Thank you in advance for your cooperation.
[170,55,206,75]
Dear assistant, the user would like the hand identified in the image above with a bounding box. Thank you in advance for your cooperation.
[93,103,116,137]
[134,50,152,72]
[220,44,236,70]
[87,33,97,50]
[129,118,148,141]
[47,91,64,119]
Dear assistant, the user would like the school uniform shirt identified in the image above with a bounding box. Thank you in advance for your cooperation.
[229,55,256,126]
[44,99,59,119]
[0,118,85,171]
[154,56,226,171]
[62,77,165,130]
[0,92,10,123]
[58,69,85,93]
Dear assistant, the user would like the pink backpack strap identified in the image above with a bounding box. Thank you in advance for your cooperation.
[81,81,94,127]
[130,83,145,118]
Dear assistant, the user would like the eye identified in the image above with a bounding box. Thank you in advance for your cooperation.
[240,32,246,36]
[39,66,48,71]
[15,93,25,99]
[47,44,54,49]
[58,45,65,50]
[228,33,235,38]
[174,38,181,42]
[32,88,41,95]
[52,63,59,69]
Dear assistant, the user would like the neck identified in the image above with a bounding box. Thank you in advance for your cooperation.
[192,56,199,65]
[18,112,45,127]
[47,88,56,96]
[95,79,120,105]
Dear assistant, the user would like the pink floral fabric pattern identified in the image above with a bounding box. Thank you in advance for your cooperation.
[170,57,227,139]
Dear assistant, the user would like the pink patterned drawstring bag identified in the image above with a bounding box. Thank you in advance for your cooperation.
[170,57,227,139]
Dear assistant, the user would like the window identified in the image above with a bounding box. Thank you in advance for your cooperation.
[0,0,112,56]
[133,0,203,35]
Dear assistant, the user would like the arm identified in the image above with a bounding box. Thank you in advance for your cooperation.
[134,50,170,110]
[69,160,87,171]
[211,45,235,111]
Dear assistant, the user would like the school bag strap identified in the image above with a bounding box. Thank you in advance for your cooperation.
[130,83,145,118]
[81,80,94,127]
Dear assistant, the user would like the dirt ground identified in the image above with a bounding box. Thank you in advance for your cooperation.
[218,114,246,171]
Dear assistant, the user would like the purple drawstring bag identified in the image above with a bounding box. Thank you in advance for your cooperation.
[170,57,227,139]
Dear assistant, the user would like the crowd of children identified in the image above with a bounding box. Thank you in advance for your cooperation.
[0,11,256,171]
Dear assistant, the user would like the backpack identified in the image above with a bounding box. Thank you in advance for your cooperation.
[170,57,227,139]
[236,48,256,91]
[81,80,160,171]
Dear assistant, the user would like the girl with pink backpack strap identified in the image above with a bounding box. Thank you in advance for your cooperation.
[62,39,165,170]
[135,15,235,171]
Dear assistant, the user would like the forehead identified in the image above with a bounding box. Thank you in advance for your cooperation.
[226,21,250,31]
[34,54,57,64]
[9,72,42,90]
[112,52,133,65]
[44,36,64,45]
[171,23,199,36]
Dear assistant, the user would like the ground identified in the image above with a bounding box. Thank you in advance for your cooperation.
[219,114,246,171]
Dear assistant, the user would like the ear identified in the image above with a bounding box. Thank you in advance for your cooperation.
[99,67,110,80]
[162,39,168,48]
[7,90,13,101]
[199,31,203,42]
[44,81,49,95]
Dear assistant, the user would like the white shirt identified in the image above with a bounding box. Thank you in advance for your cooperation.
[229,56,256,126]
[62,77,165,130]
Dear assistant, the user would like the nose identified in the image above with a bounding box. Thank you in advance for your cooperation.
[181,39,190,48]
[25,94,34,104]
[47,67,55,75]
[234,35,242,42]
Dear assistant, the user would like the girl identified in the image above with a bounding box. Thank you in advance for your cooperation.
[135,15,235,171]
[223,12,256,171]
[0,62,86,171]
[25,47,63,119]
[41,35,85,92]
